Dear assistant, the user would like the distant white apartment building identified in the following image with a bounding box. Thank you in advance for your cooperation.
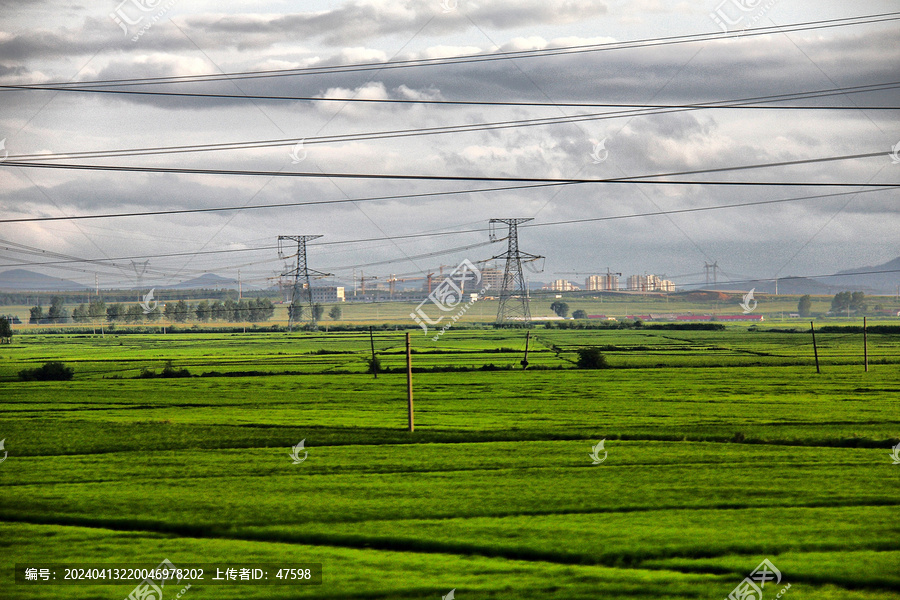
[585,274,620,291]
[545,279,579,292]
[627,274,674,292]
[478,268,508,292]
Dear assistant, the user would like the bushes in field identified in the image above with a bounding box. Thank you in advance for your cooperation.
[138,361,192,379]
[19,361,74,381]
[365,355,383,376]
[576,347,609,369]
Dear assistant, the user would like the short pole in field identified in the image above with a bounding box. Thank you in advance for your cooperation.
[369,325,378,379]
[863,316,868,372]
[406,332,414,432]
[521,330,530,369]
[810,321,821,374]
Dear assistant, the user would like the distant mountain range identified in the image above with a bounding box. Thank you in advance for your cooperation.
[0,269,89,291]
[709,256,900,295]
[167,273,239,290]
[824,256,900,293]
[2,255,897,294]
[0,270,241,292]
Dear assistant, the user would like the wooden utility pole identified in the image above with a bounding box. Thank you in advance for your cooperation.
[863,317,868,372]
[369,326,378,378]
[406,332,414,432]
[521,330,530,369]
[810,321,820,374]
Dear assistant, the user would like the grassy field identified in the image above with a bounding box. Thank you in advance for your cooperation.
[1,328,899,599]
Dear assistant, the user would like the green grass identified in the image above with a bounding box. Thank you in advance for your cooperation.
[1,329,898,599]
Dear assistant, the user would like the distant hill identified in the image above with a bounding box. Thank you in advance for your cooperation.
[167,273,239,290]
[0,269,89,291]
[710,276,835,295]
[706,256,900,295]
[820,256,900,294]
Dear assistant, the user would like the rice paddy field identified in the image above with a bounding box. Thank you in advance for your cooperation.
[1,325,899,599]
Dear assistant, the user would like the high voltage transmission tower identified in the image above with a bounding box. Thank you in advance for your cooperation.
[278,235,331,331]
[704,261,719,287]
[489,218,543,325]
[131,260,149,293]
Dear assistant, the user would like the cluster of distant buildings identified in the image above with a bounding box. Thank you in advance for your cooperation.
[544,273,676,293]
[284,268,682,303]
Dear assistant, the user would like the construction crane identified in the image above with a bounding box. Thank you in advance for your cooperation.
[387,275,432,297]
[359,271,378,295]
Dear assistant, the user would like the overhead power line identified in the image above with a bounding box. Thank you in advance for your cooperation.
[2,151,893,187]
[3,81,896,110]
[0,182,568,224]
[520,187,900,230]
[2,170,895,227]
[8,83,899,163]
[3,187,894,268]
[13,12,898,89]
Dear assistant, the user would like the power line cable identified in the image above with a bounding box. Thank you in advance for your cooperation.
[8,84,899,163]
[3,187,895,271]
[2,151,893,186]
[17,12,898,88]
[3,80,896,110]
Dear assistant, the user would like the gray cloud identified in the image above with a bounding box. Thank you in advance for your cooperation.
[1,1,897,288]
[187,0,608,47]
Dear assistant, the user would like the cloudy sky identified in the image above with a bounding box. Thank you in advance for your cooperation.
[0,0,898,291]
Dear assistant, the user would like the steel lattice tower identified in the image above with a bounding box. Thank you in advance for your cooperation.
[278,235,331,330]
[131,260,149,293]
[489,218,542,324]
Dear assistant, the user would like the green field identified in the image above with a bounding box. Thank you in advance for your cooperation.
[2,328,899,599]
[4,290,899,330]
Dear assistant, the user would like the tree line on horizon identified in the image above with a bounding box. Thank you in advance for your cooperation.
[27,297,278,324]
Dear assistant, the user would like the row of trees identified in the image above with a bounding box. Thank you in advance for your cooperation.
[29,298,278,324]
[797,292,869,317]
[28,297,70,324]
[553,294,872,321]
[289,303,342,322]
[0,316,12,343]
[549,302,590,320]
[830,291,867,314]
